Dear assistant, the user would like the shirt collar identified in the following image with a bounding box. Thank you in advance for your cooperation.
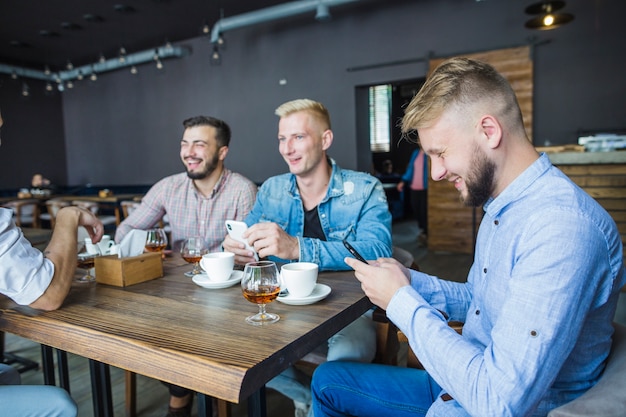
[484,153,551,216]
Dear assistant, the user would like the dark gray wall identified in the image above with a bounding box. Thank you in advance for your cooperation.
[1,0,625,189]
[0,77,67,190]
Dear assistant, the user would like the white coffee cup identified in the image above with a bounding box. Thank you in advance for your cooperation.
[84,237,101,255]
[281,262,319,298]
[200,252,235,282]
[97,235,114,254]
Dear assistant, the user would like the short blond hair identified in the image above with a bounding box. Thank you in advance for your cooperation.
[401,57,524,137]
[275,99,332,130]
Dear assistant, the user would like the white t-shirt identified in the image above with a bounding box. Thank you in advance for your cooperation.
[0,208,54,305]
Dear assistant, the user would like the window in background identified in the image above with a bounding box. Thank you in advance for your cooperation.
[369,84,391,153]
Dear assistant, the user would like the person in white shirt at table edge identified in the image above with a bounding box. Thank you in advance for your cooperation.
[0,108,105,417]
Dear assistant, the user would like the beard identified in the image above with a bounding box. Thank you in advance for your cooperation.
[186,152,220,180]
[462,145,496,207]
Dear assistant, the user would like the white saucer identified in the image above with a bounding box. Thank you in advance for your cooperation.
[192,270,243,289]
[276,283,331,305]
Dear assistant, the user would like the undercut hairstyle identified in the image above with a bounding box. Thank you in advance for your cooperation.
[275,99,332,130]
[182,115,231,148]
[401,57,525,139]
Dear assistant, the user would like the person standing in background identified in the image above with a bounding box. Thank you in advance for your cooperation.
[397,147,428,243]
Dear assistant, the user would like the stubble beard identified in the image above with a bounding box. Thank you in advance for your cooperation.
[461,145,496,207]
[186,152,220,180]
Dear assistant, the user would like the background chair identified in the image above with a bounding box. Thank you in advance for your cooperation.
[3,199,40,228]
[120,200,141,220]
[40,198,70,229]
[548,322,626,417]
[72,200,118,230]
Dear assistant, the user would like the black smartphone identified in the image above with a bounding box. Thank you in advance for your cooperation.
[342,240,367,263]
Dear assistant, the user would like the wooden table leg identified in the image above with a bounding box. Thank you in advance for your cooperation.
[125,370,136,417]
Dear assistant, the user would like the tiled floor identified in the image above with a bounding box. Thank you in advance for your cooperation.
[4,219,475,417]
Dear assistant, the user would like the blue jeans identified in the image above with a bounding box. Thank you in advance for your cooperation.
[311,362,441,417]
[266,313,377,409]
[0,364,77,417]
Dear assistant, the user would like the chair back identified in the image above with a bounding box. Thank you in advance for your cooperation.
[548,322,626,416]
[72,200,99,214]
[121,200,141,219]
[44,199,70,228]
[4,199,40,228]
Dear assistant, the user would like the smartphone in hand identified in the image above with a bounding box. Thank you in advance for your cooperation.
[342,240,367,263]
[225,220,259,261]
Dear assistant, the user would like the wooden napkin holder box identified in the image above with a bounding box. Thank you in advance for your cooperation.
[95,252,163,287]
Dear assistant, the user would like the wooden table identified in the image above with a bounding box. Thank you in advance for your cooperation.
[0,259,371,416]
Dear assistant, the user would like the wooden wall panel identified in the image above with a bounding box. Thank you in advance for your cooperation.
[427,46,532,253]
[558,163,626,258]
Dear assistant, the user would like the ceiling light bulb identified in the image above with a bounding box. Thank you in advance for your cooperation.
[153,49,160,60]
[44,65,51,75]
[119,46,127,63]
[45,82,53,92]
[543,14,555,26]
[130,65,138,75]
[90,67,97,81]
[99,53,106,64]
[77,70,84,80]
[156,59,163,70]
[66,61,74,70]
[202,24,210,34]
[67,80,74,89]
[11,70,18,79]
[22,82,30,97]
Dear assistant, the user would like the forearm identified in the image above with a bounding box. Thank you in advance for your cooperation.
[30,208,81,310]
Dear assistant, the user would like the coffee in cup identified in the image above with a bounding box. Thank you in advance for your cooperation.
[200,252,235,282]
[281,262,319,298]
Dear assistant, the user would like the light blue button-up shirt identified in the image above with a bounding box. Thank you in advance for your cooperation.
[245,158,392,270]
[387,153,625,416]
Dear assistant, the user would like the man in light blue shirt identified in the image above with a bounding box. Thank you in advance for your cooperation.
[311,58,625,417]
[223,99,392,416]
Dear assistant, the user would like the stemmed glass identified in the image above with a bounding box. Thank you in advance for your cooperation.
[181,236,208,277]
[76,241,99,283]
[145,228,168,258]
[241,261,281,325]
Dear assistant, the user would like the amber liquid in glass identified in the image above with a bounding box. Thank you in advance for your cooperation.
[242,286,280,304]
[182,254,202,264]
[77,257,96,269]
[145,244,167,252]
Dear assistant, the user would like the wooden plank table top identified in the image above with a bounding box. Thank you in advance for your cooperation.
[0,258,371,404]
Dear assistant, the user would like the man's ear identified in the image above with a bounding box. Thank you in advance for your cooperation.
[219,145,229,160]
[480,115,502,149]
[321,129,333,151]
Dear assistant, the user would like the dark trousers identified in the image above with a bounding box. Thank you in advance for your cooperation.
[409,189,427,234]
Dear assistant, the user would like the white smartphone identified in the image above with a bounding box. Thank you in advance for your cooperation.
[225,220,259,261]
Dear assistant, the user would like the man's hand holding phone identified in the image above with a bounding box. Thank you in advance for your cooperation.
[224,220,259,263]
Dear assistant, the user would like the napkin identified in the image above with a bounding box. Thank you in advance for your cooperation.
[117,229,148,258]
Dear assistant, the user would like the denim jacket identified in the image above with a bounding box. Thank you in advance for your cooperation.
[245,158,392,271]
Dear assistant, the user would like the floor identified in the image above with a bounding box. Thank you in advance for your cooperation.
[3,219,474,417]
